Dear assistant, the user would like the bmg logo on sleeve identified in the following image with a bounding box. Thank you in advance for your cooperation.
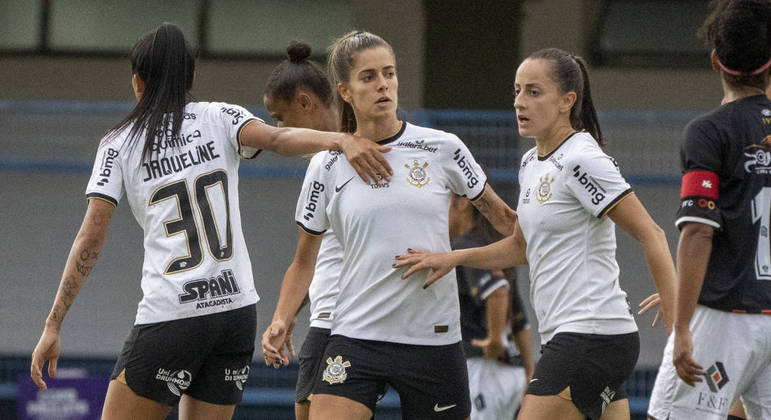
[572,165,606,205]
[453,148,480,189]
[304,181,325,221]
[96,148,119,186]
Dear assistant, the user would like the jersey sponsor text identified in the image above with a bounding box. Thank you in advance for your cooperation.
[178,269,241,304]
[572,165,606,205]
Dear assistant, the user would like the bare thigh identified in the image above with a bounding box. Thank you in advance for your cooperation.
[101,379,172,420]
[516,394,584,420]
[309,393,373,420]
[599,399,630,420]
[296,400,310,420]
[178,394,235,420]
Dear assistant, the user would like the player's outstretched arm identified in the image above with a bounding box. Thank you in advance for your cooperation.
[31,198,114,390]
[395,221,527,288]
[262,228,322,368]
[471,184,517,236]
[607,193,676,332]
[239,120,392,184]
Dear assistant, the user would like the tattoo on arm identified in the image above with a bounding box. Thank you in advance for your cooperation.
[472,190,516,236]
[60,275,78,309]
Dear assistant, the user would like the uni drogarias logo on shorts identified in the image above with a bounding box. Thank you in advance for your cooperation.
[535,174,554,204]
[405,160,431,188]
[322,355,351,384]
[225,365,250,391]
[155,368,192,396]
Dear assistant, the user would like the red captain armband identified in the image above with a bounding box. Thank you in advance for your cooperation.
[681,170,719,199]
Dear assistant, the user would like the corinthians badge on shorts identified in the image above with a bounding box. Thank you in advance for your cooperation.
[536,174,554,204]
[405,160,431,188]
[323,355,351,384]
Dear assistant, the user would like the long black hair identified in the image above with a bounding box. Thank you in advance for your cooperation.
[700,0,771,90]
[108,22,195,162]
[327,31,394,133]
[264,41,333,106]
[527,48,604,146]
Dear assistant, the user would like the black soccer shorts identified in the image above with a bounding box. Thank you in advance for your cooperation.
[296,326,332,403]
[312,334,471,419]
[526,331,639,419]
[110,304,256,406]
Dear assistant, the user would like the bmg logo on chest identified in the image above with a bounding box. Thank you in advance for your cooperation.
[572,165,606,205]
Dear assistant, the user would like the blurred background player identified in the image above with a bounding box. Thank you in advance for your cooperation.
[646,0,771,419]
[262,30,517,420]
[449,192,534,420]
[29,22,391,420]
[396,47,678,420]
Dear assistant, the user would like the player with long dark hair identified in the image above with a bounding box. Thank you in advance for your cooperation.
[647,1,771,419]
[395,47,678,420]
[29,22,391,420]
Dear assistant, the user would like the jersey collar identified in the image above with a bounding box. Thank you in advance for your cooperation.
[538,131,579,161]
[377,120,406,146]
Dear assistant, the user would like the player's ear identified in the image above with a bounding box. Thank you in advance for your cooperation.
[297,92,313,111]
[338,82,352,104]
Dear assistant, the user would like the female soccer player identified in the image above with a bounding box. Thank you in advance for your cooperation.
[647,1,771,419]
[395,48,678,420]
[262,40,377,420]
[29,22,391,420]
[262,31,517,420]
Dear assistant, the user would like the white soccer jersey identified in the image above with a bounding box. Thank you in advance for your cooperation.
[85,102,261,324]
[295,122,487,345]
[308,229,342,329]
[516,132,637,344]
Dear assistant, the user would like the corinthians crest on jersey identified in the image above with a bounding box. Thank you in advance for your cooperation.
[536,174,554,204]
[405,160,431,188]
[322,355,351,384]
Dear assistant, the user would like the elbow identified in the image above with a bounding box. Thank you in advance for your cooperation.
[638,221,668,248]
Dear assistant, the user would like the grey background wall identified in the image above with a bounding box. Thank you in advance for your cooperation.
[2,0,718,367]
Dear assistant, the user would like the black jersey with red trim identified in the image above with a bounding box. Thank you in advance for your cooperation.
[677,94,771,313]
[452,226,525,365]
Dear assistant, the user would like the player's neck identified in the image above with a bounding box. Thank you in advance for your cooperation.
[535,124,576,158]
[721,80,766,104]
[355,116,402,142]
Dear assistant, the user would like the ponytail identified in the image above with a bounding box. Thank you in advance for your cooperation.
[528,48,604,146]
[573,56,603,145]
[108,22,196,162]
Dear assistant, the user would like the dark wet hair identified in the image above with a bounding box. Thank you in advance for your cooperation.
[700,0,771,89]
[327,31,394,133]
[264,41,333,107]
[526,48,603,146]
[108,22,196,162]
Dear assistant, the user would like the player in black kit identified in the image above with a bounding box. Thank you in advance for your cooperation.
[647,1,771,419]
